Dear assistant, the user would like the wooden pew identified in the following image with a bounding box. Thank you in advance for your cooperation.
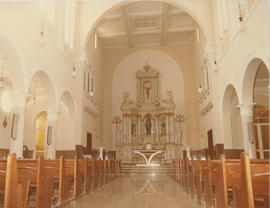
[74,157,85,197]
[85,159,93,193]
[109,160,114,181]
[205,154,269,208]
[2,154,54,208]
[234,153,270,208]
[3,153,24,208]
[0,154,120,208]
[192,160,207,205]
[205,155,241,208]
[93,160,100,190]
[58,156,71,206]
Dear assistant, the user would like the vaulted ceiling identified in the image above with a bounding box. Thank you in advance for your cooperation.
[96,1,197,49]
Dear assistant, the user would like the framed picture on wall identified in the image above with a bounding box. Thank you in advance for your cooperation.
[11,113,19,140]
[47,126,53,145]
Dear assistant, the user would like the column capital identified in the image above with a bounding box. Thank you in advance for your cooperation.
[237,103,255,117]
[47,110,59,121]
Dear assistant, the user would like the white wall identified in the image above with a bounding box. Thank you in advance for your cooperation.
[112,50,186,149]
[113,50,185,116]
[102,44,200,150]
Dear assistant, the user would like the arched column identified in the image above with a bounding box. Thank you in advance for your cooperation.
[9,93,27,158]
[238,103,256,158]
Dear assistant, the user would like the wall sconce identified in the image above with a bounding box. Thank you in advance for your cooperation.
[198,85,203,93]
[72,67,77,78]
[38,31,46,47]
[0,57,6,89]
[239,18,246,31]
[212,61,218,71]
[90,90,94,97]
[2,117,7,128]
[0,77,3,89]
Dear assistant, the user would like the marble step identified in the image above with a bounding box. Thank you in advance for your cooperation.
[121,163,174,174]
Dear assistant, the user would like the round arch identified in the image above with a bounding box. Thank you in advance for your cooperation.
[27,70,57,111]
[112,49,185,114]
[56,90,77,150]
[222,84,244,149]
[111,49,186,149]
[241,51,270,104]
[82,0,209,51]
[57,88,78,119]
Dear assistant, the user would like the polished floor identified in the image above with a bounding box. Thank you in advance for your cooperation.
[64,173,198,208]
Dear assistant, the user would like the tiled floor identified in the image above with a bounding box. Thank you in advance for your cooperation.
[63,173,198,208]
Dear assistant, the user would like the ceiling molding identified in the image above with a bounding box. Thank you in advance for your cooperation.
[96,2,196,48]
[98,32,126,38]
[99,26,196,39]
[167,26,196,33]
[121,6,133,48]
[102,9,187,21]
[160,3,168,46]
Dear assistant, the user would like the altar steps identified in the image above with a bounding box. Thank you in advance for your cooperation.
[121,163,174,175]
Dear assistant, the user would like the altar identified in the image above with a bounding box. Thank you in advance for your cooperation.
[113,63,186,164]
[131,148,165,167]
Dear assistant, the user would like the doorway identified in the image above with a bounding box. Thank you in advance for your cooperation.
[86,132,92,154]
[35,112,47,158]
[207,129,214,159]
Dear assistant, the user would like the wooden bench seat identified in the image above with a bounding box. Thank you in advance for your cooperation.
[0,154,121,208]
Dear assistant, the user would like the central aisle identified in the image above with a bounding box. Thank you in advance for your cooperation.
[64,173,198,208]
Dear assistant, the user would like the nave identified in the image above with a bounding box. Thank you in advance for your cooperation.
[63,173,197,208]
[0,1,269,208]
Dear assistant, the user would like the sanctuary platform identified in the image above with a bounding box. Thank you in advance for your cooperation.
[121,163,173,175]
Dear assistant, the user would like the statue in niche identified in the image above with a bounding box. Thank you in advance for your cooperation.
[146,88,150,99]
[145,116,152,136]
[131,122,136,136]
[121,92,133,108]
[162,90,176,108]
[161,120,166,136]
[143,81,152,102]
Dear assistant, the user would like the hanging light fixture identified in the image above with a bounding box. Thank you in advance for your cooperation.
[72,67,77,78]
[238,0,246,31]
[212,60,218,71]
[198,85,203,93]
[0,57,6,89]
[90,71,94,97]
[38,14,46,47]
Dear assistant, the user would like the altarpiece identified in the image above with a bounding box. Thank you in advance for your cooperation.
[114,63,184,164]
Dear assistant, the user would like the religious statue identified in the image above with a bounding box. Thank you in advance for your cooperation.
[143,81,152,101]
[146,88,150,99]
[145,116,152,136]
[121,92,133,109]
[162,90,176,108]
[161,120,166,136]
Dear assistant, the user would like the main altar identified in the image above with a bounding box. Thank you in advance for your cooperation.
[113,63,185,165]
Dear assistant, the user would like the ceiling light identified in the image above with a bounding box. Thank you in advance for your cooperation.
[198,85,203,93]
[39,31,46,47]
[213,61,218,71]
[90,90,94,97]
[72,67,77,78]
[0,57,6,89]
[0,78,4,89]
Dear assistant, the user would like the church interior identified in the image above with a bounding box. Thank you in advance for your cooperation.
[0,0,269,207]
